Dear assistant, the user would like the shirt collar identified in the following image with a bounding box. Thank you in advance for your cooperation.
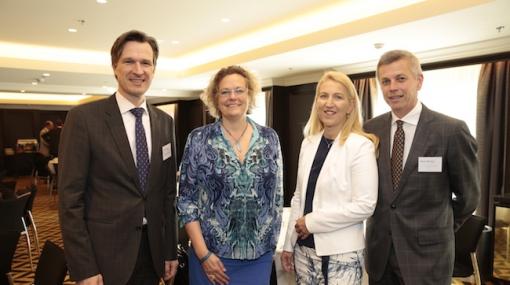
[115,92,148,115]
[391,101,422,126]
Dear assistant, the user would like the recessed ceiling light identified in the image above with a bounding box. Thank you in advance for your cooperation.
[221,18,231,23]
[68,28,78,33]
[32,81,38,86]
[96,0,108,3]
[42,73,51,77]
[374,42,384,49]
[171,40,180,45]
[20,90,25,93]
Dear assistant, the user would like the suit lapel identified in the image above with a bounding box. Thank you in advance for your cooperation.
[377,113,396,199]
[104,94,140,195]
[146,105,161,197]
[393,106,433,199]
[299,134,321,201]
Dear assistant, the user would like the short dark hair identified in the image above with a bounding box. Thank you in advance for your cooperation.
[110,30,159,68]
[376,49,422,80]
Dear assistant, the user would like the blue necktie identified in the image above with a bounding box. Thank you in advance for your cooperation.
[130,108,149,193]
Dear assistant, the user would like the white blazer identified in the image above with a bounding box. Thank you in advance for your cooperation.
[283,132,378,256]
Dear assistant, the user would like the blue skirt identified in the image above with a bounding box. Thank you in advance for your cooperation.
[188,248,273,285]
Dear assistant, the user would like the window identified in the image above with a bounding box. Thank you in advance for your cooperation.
[248,92,266,126]
[373,64,480,137]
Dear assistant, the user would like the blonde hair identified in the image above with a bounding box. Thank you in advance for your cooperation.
[303,71,378,147]
[201,65,260,118]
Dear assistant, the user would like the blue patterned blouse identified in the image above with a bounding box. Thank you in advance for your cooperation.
[177,118,283,260]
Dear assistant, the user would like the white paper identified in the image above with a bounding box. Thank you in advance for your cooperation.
[162,143,172,160]
[418,157,442,172]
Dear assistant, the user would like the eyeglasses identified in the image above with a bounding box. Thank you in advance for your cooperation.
[218,87,247,97]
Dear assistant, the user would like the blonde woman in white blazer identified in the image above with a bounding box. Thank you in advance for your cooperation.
[281,71,378,285]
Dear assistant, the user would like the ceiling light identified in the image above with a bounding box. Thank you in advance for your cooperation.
[171,40,180,45]
[96,0,108,3]
[31,81,38,86]
[68,28,78,33]
[42,73,51,77]
[20,90,25,93]
[221,18,231,23]
[374,43,384,49]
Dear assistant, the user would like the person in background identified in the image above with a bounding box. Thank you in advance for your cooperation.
[47,118,63,158]
[59,30,178,285]
[281,71,378,285]
[177,65,283,285]
[364,49,480,285]
[38,120,54,157]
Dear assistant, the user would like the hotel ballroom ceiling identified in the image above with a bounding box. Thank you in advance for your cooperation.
[0,0,509,107]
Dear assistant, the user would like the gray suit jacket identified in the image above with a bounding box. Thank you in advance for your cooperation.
[58,95,178,285]
[364,105,480,285]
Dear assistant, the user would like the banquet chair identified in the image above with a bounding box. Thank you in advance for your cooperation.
[0,194,33,271]
[0,231,20,285]
[453,215,486,285]
[21,185,40,255]
[33,241,67,285]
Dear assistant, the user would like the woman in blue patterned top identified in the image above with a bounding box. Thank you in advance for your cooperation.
[177,65,283,285]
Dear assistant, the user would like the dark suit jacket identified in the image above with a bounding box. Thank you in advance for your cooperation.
[46,126,62,157]
[58,95,178,285]
[364,105,480,285]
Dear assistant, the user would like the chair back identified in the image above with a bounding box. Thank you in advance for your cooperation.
[0,230,21,273]
[34,241,67,285]
[22,185,37,227]
[0,193,30,231]
[453,214,486,277]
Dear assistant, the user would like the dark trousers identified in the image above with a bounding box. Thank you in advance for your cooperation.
[126,227,160,285]
[369,244,405,285]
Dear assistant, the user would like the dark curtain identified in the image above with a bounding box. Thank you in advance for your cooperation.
[352,77,377,121]
[476,60,510,226]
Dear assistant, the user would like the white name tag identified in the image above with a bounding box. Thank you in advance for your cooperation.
[418,157,442,172]
[162,143,172,161]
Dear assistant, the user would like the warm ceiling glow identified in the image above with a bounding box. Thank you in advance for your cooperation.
[0,92,94,105]
[97,0,108,3]
[0,41,109,65]
[0,0,423,73]
[68,28,78,33]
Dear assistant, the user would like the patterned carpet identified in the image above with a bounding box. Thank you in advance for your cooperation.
[9,181,73,284]
[7,179,504,285]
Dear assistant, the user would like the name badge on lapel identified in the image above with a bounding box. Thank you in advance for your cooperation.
[418,157,442,172]
[162,143,172,161]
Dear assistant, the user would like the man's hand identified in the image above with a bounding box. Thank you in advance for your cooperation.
[281,251,294,272]
[76,274,103,285]
[164,260,178,281]
[295,216,311,239]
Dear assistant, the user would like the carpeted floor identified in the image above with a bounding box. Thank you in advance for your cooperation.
[9,179,73,284]
[7,178,503,285]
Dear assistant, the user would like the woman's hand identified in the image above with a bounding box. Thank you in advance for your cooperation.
[281,251,294,272]
[295,216,311,239]
[201,253,229,285]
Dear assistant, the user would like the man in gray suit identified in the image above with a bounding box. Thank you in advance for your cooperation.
[364,50,480,285]
[59,30,178,285]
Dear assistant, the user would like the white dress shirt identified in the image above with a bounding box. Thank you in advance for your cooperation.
[115,92,152,163]
[390,102,422,167]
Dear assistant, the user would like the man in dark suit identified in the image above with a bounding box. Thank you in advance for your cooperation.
[59,30,178,285]
[364,50,480,285]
